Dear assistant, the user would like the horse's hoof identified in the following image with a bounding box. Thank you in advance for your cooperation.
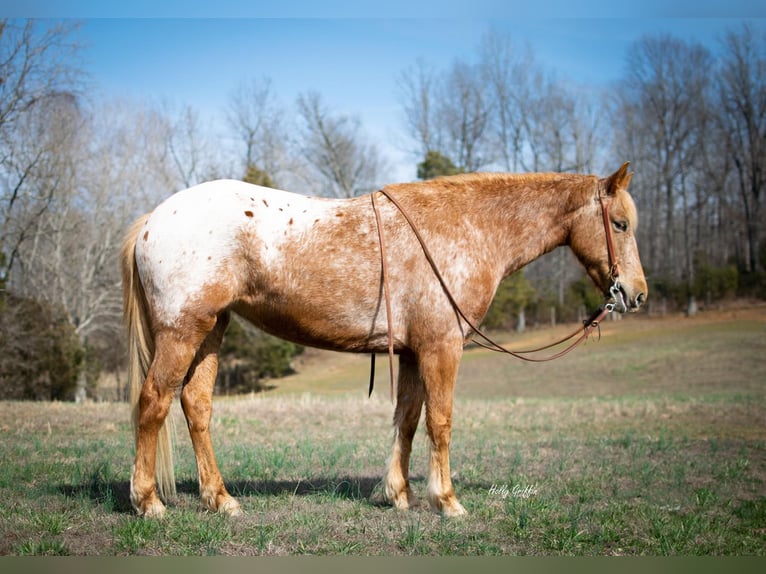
[442,500,467,517]
[201,489,242,517]
[430,495,467,517]
[219,498,242,517]
[137,499,167,519]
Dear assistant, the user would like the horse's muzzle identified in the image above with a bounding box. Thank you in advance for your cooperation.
[609,283,646,313]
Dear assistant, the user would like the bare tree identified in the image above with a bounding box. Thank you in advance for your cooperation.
[532,82,604,174]
[716,23,766,274]
[0,19,82,134]
[480,30,542,172]
[437,59,493,171]
[165,104,219,188]
[296,91,384,198]
[397,59,442,159]
[1,93,82,285]
[226,77,290,183]
[0,19,83,284]
[613,34,713,293]
[399,56,493,173]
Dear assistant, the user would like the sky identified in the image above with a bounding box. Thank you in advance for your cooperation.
[4,1,766,182]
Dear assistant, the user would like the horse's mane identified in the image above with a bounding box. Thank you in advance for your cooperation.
[407,172,599,205]
[426,171,597,189]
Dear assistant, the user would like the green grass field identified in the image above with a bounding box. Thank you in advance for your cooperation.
[1,305,764,555]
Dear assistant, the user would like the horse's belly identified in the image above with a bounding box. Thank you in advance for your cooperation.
[231,297,385,353]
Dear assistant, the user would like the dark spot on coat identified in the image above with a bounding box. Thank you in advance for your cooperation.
[245,210,254,218]
[143,231,149,241]
[336,212,343,217]
[262,199,269,208]
[288,218,294,225]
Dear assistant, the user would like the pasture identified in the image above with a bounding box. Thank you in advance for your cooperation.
[0,305,764,556]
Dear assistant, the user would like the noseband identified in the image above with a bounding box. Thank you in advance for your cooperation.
[369,189,624,401]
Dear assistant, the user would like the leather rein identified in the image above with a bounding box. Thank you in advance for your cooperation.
[369,189,624,401]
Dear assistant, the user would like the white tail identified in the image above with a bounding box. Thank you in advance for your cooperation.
[121,215,176,500]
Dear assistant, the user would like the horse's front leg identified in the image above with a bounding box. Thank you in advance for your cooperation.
[384,351,425,510]
[420,341,467,517]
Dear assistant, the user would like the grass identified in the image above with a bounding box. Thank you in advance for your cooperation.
[0,304,764,555]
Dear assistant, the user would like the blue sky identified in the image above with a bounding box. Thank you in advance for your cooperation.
[5,2,765,181]
[76,18,747,109]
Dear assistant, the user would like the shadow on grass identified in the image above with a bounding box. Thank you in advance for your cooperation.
[57,474,416,514]
[58,478,134,514]
[189,475,391,505]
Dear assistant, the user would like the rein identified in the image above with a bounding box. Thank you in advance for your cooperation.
[371,191,397,401]
[369,188,623,401]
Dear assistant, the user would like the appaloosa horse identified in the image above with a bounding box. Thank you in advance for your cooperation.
[122,163,647,518]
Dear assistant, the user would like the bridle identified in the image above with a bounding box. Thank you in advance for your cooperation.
[369,188,625,401]
[599,195,621,287]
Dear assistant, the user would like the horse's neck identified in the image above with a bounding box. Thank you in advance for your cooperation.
[458,174,591,277]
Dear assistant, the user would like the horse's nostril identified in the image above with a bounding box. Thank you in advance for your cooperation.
[635,292,646,307]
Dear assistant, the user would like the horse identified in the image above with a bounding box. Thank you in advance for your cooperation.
[121,162,647,518]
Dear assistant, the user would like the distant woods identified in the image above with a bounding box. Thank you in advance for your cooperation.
[1,19,764,400]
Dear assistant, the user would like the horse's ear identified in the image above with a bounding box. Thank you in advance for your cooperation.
[604,162,632,196]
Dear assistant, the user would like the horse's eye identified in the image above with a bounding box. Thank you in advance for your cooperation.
[613,220,629,233]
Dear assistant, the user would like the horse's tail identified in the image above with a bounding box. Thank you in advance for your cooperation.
[121,214,176,500]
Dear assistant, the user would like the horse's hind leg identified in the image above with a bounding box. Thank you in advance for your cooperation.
[132,329,201,518]
[384,351,425,510]
[180,312,241,516]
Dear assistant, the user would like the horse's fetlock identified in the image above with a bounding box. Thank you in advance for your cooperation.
[428,492,467,518]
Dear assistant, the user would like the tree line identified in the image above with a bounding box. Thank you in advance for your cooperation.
[0,20,763,400]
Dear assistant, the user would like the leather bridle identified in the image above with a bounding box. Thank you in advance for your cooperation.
[600,195,621,284]
[369,189,625,401]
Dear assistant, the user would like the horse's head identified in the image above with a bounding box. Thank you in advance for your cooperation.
[570,163,648,313]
